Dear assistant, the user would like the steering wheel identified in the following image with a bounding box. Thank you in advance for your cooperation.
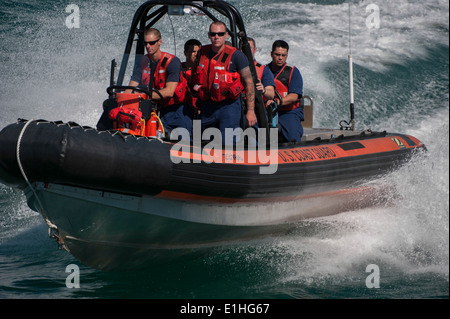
[106,85,164,101]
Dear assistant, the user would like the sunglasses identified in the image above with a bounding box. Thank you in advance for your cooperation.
[144,39,160,46]
[209,32,226,37]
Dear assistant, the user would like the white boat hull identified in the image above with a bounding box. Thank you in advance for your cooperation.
[26,182,390,270]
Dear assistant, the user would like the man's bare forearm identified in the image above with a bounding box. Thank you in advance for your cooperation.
[240,67,255,109]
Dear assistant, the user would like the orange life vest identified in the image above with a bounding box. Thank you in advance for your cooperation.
[181,61,197,107]
[255,61,265,81]
[109,92,164,138]
[255,60,267,102]
[193,44,244,102]
[273,63,300,111]
[141,52,187,107]
[181,62,192,82]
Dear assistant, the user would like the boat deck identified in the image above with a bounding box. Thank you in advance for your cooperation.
[301,127,364,142]
[299,96,365,142]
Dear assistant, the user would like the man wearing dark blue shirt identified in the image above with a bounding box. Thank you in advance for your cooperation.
[192,21,256,144]
[267,40,304,142]
[129,28,192,135]
[248,37,275,101]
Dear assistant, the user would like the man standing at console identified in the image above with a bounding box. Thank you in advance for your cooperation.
[192,21,256,144]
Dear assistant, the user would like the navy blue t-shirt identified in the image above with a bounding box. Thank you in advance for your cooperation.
[268,63,303,96]
[259,63,276,88]
[131,53,181,86]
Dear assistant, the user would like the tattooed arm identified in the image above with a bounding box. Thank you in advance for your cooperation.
[239,66,257,127]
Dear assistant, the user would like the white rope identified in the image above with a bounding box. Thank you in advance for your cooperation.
[16,119,58,232]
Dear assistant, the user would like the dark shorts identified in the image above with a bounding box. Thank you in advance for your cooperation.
[160,103,194,136]
[198,98,242,144]
[278,107,304,142]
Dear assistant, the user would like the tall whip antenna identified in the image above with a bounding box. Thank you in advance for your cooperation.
[340,0,355,130]
[348,0,355,130]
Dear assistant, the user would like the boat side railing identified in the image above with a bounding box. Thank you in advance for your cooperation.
[302,96,313,128]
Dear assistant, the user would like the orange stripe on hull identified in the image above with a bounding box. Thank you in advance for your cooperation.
[169,135,423,165]
[155,186,376,204]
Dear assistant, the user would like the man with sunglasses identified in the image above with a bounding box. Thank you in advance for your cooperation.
[192,21,256,144]
[128,28,192,136]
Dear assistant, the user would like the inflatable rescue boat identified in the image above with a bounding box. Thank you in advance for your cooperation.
[0,0,426,270]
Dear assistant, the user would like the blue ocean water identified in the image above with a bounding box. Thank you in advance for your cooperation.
[0,0,448,302]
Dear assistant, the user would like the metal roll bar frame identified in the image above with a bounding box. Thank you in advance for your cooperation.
[113,0,269,134]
